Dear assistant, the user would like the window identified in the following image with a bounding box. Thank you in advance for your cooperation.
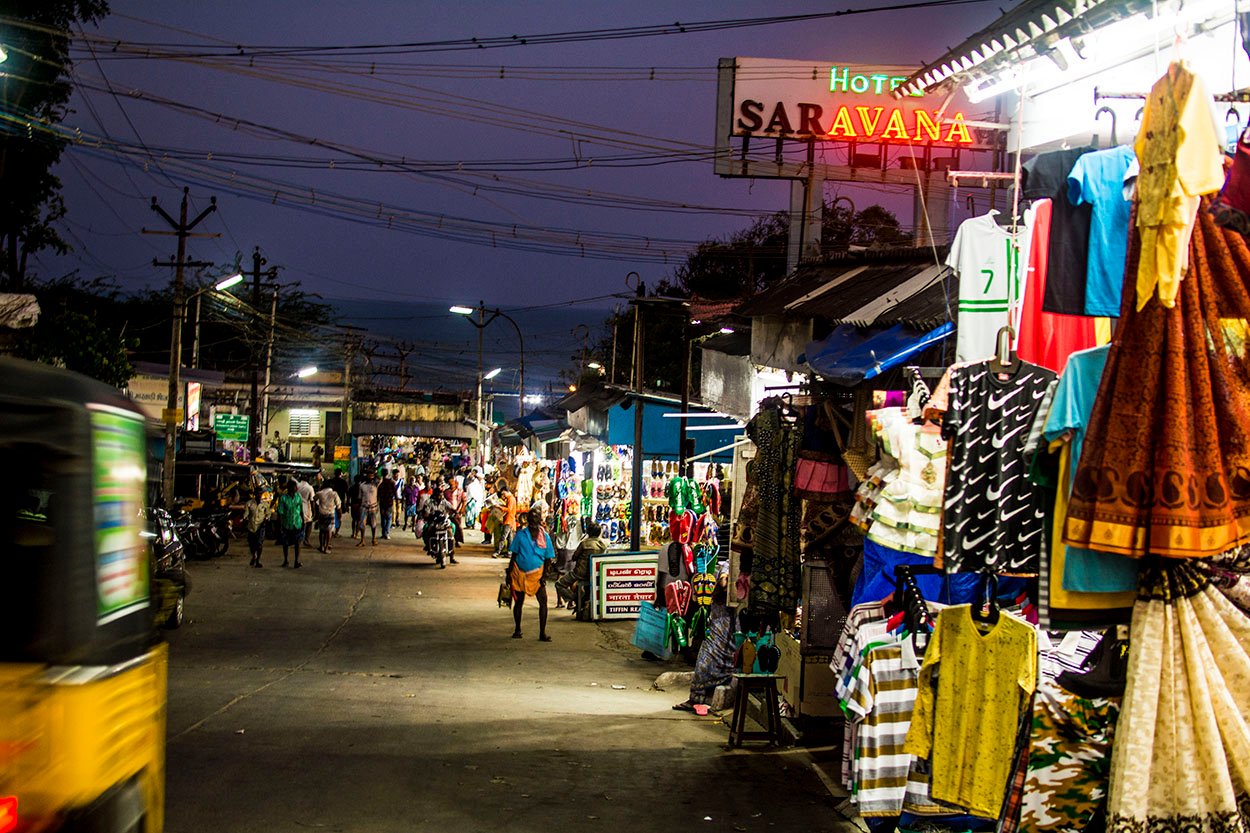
[288,409,320,437]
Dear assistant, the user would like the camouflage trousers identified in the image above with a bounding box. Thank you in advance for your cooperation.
[1018,678,1120,833]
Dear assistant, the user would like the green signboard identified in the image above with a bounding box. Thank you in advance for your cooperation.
[91,406,148,624]
[214,412,251,442]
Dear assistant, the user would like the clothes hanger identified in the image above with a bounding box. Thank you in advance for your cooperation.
[1092,106,1117,149]
[988,325,1017,375]
[970,571,1000,626]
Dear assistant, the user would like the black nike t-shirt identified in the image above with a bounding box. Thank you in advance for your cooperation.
[1021,147,1094,316]
[940,360,1057,574]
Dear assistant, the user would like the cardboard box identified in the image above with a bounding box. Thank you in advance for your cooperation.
[775,631,840,717]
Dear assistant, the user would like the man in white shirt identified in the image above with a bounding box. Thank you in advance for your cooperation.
[356,471,380,548]
[314,483,342,553]
[296,477,316,545]
[243,488,269,568]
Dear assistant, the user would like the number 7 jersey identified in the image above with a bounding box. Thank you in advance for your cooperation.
[948,211,1031,362]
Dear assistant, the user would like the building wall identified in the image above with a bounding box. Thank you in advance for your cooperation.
[751,315,813,374]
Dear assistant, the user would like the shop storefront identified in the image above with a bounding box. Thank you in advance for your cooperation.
[700,4,1250,833]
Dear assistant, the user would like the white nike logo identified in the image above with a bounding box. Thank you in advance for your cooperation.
[988,387,1022,409]
[986,474,1019,501]
[961,528,997,549]
[1000,502,1031,521]
[992,425,1027,449]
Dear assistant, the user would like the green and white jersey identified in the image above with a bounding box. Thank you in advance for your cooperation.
[947,212,1030,362]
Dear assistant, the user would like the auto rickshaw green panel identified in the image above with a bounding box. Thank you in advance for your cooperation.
[0,357,154,667]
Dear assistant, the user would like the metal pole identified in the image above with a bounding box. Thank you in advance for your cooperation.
[476,301,484,464]
[261,287,278,447]
[629,292,645,552]
[161,190,190,507]
[249,247,264,459]
[191,293,202,369]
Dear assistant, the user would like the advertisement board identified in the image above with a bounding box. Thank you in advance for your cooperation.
[591,553,658,620]
[185,381,201,430]
[723,56,993,150]
[90,405,149,624]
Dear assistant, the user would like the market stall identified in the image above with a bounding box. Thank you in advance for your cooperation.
[709,4,1250,833]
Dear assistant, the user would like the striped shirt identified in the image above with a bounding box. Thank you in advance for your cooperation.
[844,642,922,816]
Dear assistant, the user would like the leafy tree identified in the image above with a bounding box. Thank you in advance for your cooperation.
[0,1,110,290]
[15,273,135,387]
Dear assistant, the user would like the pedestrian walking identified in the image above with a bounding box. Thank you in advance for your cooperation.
[275,481,305,568]
[402,476,420,531]
[377,469,398,539]
[314,481,342,553]
[347,474,363,537]
[507,508,555,641]
[243,488,269,568]
[357,471,380,547]
[494,482,517,558]
[328,469,348,537]
[445,475,467,544]
[296,476,315,545]
[465,467,485,530]
[311,441,324,468]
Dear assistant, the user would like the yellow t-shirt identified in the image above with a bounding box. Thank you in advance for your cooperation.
[903,605,1037,819]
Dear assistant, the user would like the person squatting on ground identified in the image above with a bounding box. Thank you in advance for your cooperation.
[357,471,379,547]
[275,480,305,568]
[244,488,268,568]
[508,508,555,641]
[555,521,607,611]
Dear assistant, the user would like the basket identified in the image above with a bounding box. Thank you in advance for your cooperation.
[630,602,672,659]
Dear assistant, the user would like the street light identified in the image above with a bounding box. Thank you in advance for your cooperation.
[451,301,527,464]
[0,46,8,64]
[482,366,502,381]
[587,361,602,370]
[189,273,245,369]
[295,365,318,378]
[214,272,244,291]
[719,326,736,334]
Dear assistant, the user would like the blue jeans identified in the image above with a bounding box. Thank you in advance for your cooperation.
[380,505,393,537]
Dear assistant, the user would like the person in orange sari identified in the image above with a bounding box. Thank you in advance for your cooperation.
[508,508,555,641]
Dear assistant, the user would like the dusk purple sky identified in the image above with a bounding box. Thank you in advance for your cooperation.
[46,0,1007,312]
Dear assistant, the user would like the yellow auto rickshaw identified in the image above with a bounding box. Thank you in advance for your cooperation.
[0,357,166,833]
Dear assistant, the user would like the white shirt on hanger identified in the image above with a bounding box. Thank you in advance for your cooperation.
[947,210,1032,362]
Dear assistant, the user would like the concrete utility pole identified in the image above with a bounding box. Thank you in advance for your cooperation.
[247,247,278,459]
[147,187,219,507]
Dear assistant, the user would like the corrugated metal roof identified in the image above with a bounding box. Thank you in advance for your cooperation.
[740,248,951,322]
[894,0,1153,97]
[866,270,959,330]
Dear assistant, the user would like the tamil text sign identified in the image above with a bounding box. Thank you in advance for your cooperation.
[591,553,658,620]
[214,412,251,443]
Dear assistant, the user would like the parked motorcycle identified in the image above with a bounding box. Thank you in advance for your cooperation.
[172,506,232,560]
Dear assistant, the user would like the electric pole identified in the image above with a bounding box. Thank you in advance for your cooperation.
[247,246,278,460]
[147,187,219,507]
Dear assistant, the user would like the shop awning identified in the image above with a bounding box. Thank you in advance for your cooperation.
[740,248,951,321]
[350,419,476,440]
[801,322,955,386]
[605,395,742,462]
[892,0,1155,98]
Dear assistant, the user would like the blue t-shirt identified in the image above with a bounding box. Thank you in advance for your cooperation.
[1067,145,1135,318]
[1043,345,1136,592]
[509,527,554,572]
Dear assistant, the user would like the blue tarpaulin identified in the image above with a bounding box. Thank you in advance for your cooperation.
[802,322,954,385]
[606,399,740,462]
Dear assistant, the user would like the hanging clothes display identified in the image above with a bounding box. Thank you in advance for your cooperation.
[1067,145,1137,317]
[903,605,1038,819]
[1013,197,1101,373]
[1021,147,1096,316]
[940,360,1057,573]
[1106,558,1250,833]
[744,404,804,614]
[1064,198,1250,559]
[948,212,1029,362]
[1133,61,1227,311]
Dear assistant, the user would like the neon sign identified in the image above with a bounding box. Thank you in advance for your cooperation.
[735,100,973,145]
[829,66,921,96]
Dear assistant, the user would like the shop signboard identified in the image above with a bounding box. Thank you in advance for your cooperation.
[90,405,149,624]
[185,381,201,430]
[213,413,250,443]
[722,56,994,150]
[334,445,352,462]
[591,553,658,620]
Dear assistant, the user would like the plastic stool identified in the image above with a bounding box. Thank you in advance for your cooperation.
[728,673,784,747]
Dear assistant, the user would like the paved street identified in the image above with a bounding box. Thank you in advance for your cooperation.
[164,531,850,833]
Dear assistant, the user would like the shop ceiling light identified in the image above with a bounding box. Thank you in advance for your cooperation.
[0,46,8,65]
[449,305,474,315]
[295,366,318,378]
[586,361,602,370]
[214,272,244,291]
[482,367,502,380]
[719,327,735,334]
